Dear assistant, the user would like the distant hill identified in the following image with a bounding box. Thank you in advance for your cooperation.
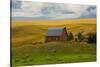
[12,18,96,27]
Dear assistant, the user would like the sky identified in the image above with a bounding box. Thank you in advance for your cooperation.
[11,0,96,20]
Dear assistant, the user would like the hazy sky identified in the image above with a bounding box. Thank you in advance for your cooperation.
[11,0,96,20]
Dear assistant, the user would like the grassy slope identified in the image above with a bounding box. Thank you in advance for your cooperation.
[12,42,96,66]
[12,18,96,66]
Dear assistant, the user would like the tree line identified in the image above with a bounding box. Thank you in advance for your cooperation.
[67,32,96,43]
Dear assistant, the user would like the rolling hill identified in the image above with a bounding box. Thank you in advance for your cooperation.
[12,18,96,47]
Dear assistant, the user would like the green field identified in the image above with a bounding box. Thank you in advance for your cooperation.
[12,42,96,66]
[12,19,96,66]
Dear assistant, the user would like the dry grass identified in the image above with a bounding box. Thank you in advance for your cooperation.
[12,18,96,27]
[11,18,96,47]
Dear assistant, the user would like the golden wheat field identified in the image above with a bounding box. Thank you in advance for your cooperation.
[12,18,96,26]
[12,18,96,47]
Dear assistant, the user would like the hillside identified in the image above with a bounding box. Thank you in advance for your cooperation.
[12,18,96,66]
[12,18,96,47]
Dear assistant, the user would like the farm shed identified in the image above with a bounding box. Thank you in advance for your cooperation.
[45,27,68,42]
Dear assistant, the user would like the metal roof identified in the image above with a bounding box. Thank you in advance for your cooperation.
[46,27,64,36]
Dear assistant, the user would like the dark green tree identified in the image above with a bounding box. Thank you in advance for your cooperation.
[87,33,96,43]
[77,32,84,42]
[67,32,74,41]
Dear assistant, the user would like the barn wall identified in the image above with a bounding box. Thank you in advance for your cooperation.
[45,36,60,42]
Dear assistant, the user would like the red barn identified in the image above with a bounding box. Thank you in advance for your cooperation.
[45,27,68,42]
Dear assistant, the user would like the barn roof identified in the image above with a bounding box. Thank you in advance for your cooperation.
[46,27,65,36]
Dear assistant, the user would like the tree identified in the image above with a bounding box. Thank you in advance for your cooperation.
[87,33,96,43]
[67,32,74,41]
[77,32,84,42]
